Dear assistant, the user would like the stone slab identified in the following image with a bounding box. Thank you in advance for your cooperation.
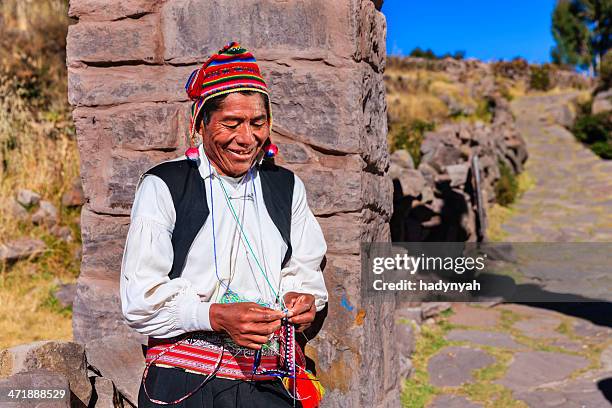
[573,319,612,338]
[428,346,495,387]
[67,14,161,65]
[290,165,362,216]
[497,351,589,391]
[73,103,185,152]
[446,329,522,349]
[448,304,500,328]
[0,369,70,408]
[72,277,146,344]
[0,238,46,263]
[428,394,483,408]
[317,213,361,255]
[79,208,130,280]
[78,147,176,215]
[1,342,91,406]
[68,0,159,21]
[68,65,194,107]
[260,61,362,154]
[161,0,354,63]
[512,316,564,339]
[86,335,145,405]
[514,377,612,408]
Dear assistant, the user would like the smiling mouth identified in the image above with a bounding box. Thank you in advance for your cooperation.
[225,147,255,159]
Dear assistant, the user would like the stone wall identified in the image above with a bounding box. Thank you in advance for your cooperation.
[390,96,528,242]
[67,0,397,406]
[388,56,595,90]
[387,58,529,243]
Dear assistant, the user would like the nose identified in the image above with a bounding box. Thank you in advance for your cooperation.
[235,123,256,146]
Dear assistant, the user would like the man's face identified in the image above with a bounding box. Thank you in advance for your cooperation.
[200,92,270,177]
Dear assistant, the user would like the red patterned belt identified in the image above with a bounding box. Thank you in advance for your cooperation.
[145,331,281,381]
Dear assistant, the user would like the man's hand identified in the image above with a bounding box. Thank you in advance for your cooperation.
[284,292,316,332]
[209,302,284,350]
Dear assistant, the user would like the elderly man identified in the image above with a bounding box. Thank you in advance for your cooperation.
[119,42,328,408]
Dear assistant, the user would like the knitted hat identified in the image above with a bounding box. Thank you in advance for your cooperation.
[184,42,273,147]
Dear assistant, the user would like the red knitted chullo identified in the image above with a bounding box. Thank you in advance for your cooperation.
[184,42,273,143]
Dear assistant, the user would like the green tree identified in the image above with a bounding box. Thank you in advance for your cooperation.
[551,0,612,74]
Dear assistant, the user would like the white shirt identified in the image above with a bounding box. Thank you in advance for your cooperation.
[119,143,328,339]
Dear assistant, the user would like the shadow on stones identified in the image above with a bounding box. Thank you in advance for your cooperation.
[390,179,470,242]
[389,158,611,327]
[475,272,612,327]
[598,378,612,404]
[435,181,470,242]
[87,376,99,408]
[519,301,612,328]
[386,249,612,327]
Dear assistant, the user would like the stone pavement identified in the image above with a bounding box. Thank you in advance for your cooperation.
[419,303,612,407]
[408,92,612,407]
[503,92,612,243]
[486,92,612,301]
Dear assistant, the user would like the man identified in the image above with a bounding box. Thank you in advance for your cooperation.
[119,42,328,407]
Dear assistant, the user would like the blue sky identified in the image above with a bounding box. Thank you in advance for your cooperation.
[382,1,558,63]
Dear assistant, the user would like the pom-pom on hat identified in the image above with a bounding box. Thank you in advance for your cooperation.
[184,42,274,149]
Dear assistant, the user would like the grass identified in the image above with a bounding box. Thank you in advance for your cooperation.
[401,320,449,408]
[572,109,612,159]
[389,120,435,166]
[385,67,499,162]
[486,171,536,241]
[385,69,494,127]
[0,0,79,348]
[495,162,520,207]
[486,204,514,241]
[460,346,526,408]
[461,382,527,408]
[0,206,81,348]
[401,308,527,408]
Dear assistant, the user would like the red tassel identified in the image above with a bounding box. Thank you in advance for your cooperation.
[185,147,199,160]
[283,366,324,408]
[265,143,278,158]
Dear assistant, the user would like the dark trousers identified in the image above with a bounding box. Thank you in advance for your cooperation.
[138,364,302,408]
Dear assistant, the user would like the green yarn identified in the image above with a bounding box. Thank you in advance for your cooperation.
[216,174,282,306]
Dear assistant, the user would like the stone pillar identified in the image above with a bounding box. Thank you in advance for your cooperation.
[67,1,397,406]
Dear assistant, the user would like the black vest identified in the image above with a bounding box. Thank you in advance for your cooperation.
[142,159,295,279]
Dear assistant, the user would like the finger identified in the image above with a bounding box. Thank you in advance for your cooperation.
[242,334,270,346]
[248,307,285,322]
[231,336,263,350]
[244,342,263,350]
[289,311,315,326]
[282,294,296,314]
[288,296,314,316]
[243,321,282,336]
[290,303,311,316]
[287,295,297,309]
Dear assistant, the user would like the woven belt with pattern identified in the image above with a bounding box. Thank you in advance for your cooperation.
[145,331,281,381]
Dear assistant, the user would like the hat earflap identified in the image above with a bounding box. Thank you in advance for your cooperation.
[185,99,205,161]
